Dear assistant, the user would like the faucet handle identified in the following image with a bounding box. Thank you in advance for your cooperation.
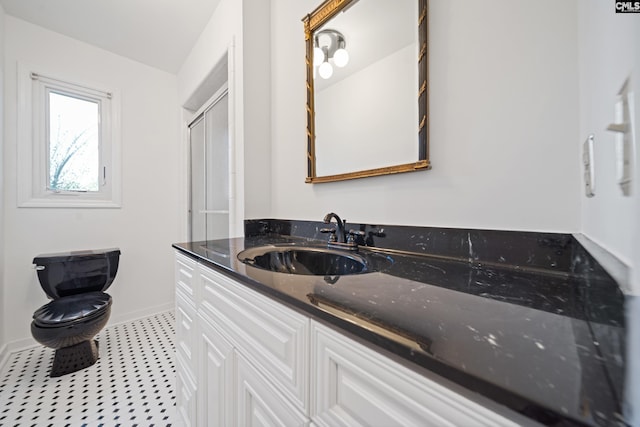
[320,227,337,242]
[347,229,366,245]
[369,228,385,237]
[365,228,386,246]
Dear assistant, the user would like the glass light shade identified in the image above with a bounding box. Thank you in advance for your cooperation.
[333,48,349,68]
[318,61,333,79]
[313,47,325,67]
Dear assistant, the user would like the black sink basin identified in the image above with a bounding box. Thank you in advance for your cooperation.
[237,245,375,275]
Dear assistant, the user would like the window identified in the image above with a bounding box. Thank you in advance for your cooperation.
[17,64,121,207]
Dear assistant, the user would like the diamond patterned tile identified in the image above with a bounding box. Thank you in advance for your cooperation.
[0,311,179,427]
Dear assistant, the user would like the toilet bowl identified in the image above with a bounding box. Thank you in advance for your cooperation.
[31,248,120,377]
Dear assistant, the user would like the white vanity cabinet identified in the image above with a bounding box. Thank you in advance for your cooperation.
[236,353,310,426]
[196,316,234,426]
[174,251,532,427]
[174,251,310,426]
[198,265,310,413]
[310,322,521,427]
[175,253,199,426]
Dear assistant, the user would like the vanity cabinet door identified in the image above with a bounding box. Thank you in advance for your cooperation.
[175,251,200,425]
[176,292,198,426]
[176,356,197,427]
[199,264,310,413]
[176,291,198,381]
[311,322,520,427]
[236,354,310,427]
[176,252,198,301]
[197,315,235,427]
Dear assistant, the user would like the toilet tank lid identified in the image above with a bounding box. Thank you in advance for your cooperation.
[33,248,121,265]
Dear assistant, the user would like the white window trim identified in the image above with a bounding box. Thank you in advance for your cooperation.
[17,63,122,208]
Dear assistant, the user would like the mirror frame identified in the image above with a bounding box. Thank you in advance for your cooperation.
[303,0,429,184]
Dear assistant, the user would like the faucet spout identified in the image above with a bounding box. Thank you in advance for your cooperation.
[323,212,346,243]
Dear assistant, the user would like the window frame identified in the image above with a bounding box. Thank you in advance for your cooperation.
[17,63,122,208]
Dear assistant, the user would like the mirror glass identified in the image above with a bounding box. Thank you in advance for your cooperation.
[304,0,429,183]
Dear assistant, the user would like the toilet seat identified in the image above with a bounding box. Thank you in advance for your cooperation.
[33,292,112,328]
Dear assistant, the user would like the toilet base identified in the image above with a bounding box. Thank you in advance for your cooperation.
[50,339,99,377]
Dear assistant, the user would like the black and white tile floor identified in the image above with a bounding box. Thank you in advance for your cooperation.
[0,311,179,427]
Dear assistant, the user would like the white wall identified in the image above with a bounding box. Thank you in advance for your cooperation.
[634,7,640,296]
[241,0,272,220]
[0,4,6,356]
[2,17,181,344]
[578,1,639,275]
[633,16,640,421]
[178,0,240,107]
[270,0,580,232]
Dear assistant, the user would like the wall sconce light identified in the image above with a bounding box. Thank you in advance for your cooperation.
[314,29,349,80]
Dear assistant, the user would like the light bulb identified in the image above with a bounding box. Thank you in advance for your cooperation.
[318,61,333,79]
[333,48,349,68]
[313,47,324,67]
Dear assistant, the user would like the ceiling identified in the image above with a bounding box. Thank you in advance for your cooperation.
[0,0,221,74]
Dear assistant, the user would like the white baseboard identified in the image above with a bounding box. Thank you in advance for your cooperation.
[0,337,39,372]
[107,302,175,327]
[0,344,8,372]
[0,303,175,372]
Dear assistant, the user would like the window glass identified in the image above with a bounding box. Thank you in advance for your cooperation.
[47,91,100,192]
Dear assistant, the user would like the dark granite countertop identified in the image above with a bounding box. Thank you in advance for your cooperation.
[173,219,629,427]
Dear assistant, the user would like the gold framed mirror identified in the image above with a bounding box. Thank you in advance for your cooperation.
[303,0,429,183]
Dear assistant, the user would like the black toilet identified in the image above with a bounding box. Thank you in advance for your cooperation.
[31,248,120,377]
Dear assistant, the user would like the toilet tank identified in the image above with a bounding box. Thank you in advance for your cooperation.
[33,249,121,299]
